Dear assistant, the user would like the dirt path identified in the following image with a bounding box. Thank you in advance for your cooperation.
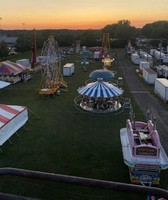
[115,48,168,154]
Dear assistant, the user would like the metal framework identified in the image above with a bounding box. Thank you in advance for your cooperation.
[39,36,67,96]
[102,33,111,57]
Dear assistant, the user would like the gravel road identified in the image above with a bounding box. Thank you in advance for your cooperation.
[115,49,168,154]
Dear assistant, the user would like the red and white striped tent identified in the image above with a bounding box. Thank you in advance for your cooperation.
[0,104,28,146]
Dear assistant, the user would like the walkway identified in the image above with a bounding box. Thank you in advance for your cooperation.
[115,49,168,154]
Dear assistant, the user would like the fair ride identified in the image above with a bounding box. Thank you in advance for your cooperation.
[80,48,92,72]
[101,33,114,69]
[39,36,67,96]
[120,109,168,186]
[85,69,117,84]
[74,78,130,114]
[80,50,92,65]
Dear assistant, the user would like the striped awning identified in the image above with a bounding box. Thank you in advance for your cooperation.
[0,60,27,75]
[78,80,123,98]
[0,104,28,146]
[0,104,27,128]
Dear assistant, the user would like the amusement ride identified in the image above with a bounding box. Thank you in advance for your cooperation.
[39,36,67,96]
[101,33,114,69]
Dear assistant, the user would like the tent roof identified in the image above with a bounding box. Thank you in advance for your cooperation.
[0,104,27,129]
[89,69,114,81]
[0,35,18,44]
[0,81,11,89]
[0,60,27,75]
[0,104,28,146]
[78,80,123,98]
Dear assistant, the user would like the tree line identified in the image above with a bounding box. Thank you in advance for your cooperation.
[0,20,168,59]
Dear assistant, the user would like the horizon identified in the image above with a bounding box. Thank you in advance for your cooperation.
[1,0,168,30]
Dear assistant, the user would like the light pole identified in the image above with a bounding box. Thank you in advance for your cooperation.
[22,22,25,30]
[0,17,2,33]
[22,23,26,48]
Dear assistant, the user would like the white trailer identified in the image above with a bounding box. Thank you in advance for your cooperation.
[150,49,156,56]
[131,53,140,65]
[82,46,86,51]
[93,51,100,60]
[154,50,165,60]
[163,55,168,64]
[154,78,168,102]
[156,65,168,78]
[139,50,153,66]
[35,56,48,65]
[16,59,31,68]
[139,61,150,71]
[63,63,74,76]
[142,68,157,85]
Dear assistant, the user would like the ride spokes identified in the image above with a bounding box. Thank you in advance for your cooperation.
[39,36,67,96]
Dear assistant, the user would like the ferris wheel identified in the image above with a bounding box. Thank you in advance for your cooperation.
[41,35,60,67]
[39,36,67,96]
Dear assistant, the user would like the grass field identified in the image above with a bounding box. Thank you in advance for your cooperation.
[0,51,167,200]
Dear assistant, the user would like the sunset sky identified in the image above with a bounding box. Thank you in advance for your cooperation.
[1,0,168,30]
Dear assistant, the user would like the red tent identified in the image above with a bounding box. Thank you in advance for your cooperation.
[0,104,28,145]
[0,60,26,75]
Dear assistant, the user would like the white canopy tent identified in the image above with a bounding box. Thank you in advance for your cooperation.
[0,104,28,146]
[0,80,11,89]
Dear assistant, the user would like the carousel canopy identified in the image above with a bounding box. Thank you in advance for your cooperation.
[89,69,114,81]
[0,60,27,75]
[78,80,123,98]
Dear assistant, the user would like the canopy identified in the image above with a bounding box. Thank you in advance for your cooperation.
[0,80,11,89]
[0,60,27,75]
[78,80,123,98]
[80,50,92,58]
[0,104,28,145]
[89,69,114,81]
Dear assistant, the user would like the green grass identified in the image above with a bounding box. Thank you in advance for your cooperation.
[0,52,166,200]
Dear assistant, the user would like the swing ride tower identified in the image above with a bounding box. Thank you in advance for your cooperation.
[102,33,111,57]
[102,33,113,69]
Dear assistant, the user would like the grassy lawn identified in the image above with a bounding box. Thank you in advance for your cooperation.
[0,51,166,199]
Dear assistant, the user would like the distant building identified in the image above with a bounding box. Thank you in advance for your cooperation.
[0,34,18,47]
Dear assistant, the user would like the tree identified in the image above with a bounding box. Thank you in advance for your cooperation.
[15,33,32,52]
[0,41,9,59]
[141,21,168,40]
[101,20,136,47]
[102,24,118,39]
[102,20,136,40]
[80,30,100,46]
[115,20,136,40]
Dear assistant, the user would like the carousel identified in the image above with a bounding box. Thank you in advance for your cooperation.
[74,78,130,114]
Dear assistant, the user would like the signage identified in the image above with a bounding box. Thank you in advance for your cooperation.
[136,147,157,156]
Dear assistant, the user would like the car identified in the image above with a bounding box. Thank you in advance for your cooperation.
[8,51,18,55]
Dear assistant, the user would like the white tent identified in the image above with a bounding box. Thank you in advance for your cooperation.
[0,80,11,89]
[0,104,28,145]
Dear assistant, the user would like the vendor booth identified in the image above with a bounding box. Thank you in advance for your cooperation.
[0,61,31,83]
